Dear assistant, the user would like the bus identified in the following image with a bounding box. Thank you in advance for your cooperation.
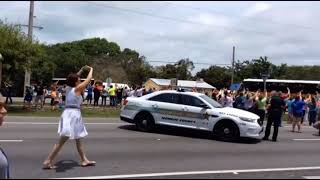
[242,79,320,94]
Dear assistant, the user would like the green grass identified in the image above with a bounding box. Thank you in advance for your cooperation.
[6,105,121,118]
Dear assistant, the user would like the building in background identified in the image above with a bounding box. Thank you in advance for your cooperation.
[144,78,215,94]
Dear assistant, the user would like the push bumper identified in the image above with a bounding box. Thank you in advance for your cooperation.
[240,123,264,138]
[120,116,135,124]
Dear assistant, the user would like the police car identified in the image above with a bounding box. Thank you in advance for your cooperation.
[120,90,263,141]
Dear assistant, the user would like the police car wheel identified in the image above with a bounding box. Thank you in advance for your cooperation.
[135,114,155,132]
[215,122,239,142]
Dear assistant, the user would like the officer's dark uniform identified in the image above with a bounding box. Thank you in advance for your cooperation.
[263,95,285,142]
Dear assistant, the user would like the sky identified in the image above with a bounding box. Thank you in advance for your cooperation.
[1,1,320,73]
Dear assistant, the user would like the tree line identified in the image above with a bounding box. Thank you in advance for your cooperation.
[1,20,319,96]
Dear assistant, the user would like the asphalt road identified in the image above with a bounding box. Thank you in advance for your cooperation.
[1,116,320,179]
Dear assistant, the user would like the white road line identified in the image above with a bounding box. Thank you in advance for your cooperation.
[4,122,127,125]
[0,140,23,142]
[303,176,320,179]
[55,166,320,179]
[293,139,320,141]
[283,126,312,128]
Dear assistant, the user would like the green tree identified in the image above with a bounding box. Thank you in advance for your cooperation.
[0,20,43,95]
[154,59,195,80]
[196,66,231,89]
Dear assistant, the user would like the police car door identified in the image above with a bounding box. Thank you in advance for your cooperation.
[180,95,209,130]
[148,93,182,127]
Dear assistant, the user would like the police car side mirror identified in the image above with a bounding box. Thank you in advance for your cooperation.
[199,103,210,109]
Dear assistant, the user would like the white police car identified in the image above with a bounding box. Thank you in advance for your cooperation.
[120,90,263,141]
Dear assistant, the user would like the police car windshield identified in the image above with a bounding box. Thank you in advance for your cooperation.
[200,95,223,108]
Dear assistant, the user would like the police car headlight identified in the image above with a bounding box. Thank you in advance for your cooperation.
[239,117,256,123]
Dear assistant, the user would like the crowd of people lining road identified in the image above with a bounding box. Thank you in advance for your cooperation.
[18,81,158,111]
[1,70,320,175]
[209,88,320,141]
[5,80,320,139]
[4,80,320,135]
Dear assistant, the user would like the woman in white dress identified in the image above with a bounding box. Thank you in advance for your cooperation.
[43,66,96,169]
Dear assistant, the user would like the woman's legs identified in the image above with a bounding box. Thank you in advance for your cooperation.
[75,139,96,166]
[43,136,69,168]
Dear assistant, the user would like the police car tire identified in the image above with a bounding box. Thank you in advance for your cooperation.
[135,113,155,132]
[214,121,239,142]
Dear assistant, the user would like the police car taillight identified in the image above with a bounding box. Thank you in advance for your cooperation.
[123,99,129,106]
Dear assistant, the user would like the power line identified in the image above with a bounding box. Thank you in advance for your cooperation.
[148,60,230,66]
[85,1,276,37]
[162,1,317,31]
[84,1,320,43]
[36,9,232,55]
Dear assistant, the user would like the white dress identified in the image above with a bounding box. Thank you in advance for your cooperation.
[58,87,88,139]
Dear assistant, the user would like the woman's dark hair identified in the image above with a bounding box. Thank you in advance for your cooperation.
[66,73,80,87]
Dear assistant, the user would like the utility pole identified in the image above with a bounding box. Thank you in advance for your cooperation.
[0,53,2,89]
[231,46,235,86]
[24,1,34,96]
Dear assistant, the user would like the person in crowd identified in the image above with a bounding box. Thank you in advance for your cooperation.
[263,91,285,142]
[308,96,318,126]
[101,85,108,107]
[117,86,124,105]
[147,88,154,95]
[256,90,268,126]
[286,96,294,124]
[93,82,101,107]
[43,65,96,169]
[4,82,13,104]
[43,86,49,106]
[0,93,9,179]
[234,92,245,110]
[35,83,45,110]
[86,84,93,106]
[219,90,233,108]
[291,92,305,133]
[61,85,67,106]
[128,88,135,97]
[244,93,254,112]
[50,87,59,111]
[123,87,130,100]
[24,86,33,110]
[211,89,219,101]
[32,83,37,105]
[136,87,144,97]
[108,85,116,107]
[300,96,308,125]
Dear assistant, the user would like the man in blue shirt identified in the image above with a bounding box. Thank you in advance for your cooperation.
[234,93,245,110]
[286,97,294,124]
[86,84,93,105]
[291,95,305,133]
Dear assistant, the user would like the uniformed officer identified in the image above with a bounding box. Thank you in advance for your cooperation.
[263,91,286,142]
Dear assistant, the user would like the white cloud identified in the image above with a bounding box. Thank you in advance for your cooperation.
[1,1,320,71]
[188,13,231,26]
[244,2,272,17]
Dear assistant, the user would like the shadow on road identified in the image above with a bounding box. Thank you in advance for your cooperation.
[118,125,261,144]
[54,160,80,173]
